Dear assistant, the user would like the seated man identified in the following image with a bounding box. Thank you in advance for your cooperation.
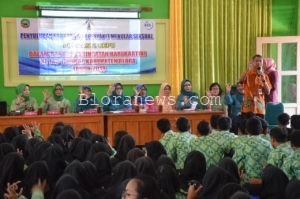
[267,127,293,169]
[282,130,300,180]
[190,120,223,168]
[209,116,236,156]
[157,118,176,159]
[168,116,196,169]
[233,117,272,184]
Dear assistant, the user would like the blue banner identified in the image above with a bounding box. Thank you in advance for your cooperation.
[17,18,156,75]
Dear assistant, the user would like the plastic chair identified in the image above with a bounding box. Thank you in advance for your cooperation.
[265,102,284,129]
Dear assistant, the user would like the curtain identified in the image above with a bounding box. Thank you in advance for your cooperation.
[182,0,272,96]
[169,0,183,96]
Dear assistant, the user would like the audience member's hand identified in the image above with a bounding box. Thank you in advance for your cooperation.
[225,83,231,93]
[105,137,113,149]
[32,179,47,193]
[16,148,23,156]
[22,124,33,139]
[30,121,40,133]
[239,169,246,182]
[4,181,23,199]
[187,184,203,199]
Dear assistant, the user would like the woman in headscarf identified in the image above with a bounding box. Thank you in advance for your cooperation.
[102,83,131,112]
[40,83,71,113]
[74,85,99,113]
[135,156,157,177]
[111,134,136,167]
[260,164,289,199]
[155,82,174,111]
[176,79,201,110]
[11,83,38,112]
[144,140,167,163]
[0,152,25,197]
[199,165,237,199]
[91,152,112,190]
[23,161,49,199]
[285,180,300,199]
[179,151,206,196]
[263,58,279,103]
[131,84,149,105]
[219,157,240,183]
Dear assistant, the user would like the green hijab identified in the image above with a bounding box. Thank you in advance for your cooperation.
[180,79,197,97]
[15,83,30,102]
[53,83,64,101]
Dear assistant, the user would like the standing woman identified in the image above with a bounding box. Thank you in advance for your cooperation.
[11,83,38,112]
[40,83,72,113]
[263,58,279,103]
[176,79,201,110]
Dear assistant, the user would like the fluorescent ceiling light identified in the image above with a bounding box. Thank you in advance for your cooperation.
[40,8,140,19]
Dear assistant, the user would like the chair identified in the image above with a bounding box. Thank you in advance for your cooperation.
[265,102,284,129]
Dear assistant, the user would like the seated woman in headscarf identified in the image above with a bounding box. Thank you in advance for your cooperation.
[131,84,149,106]
[176,79,201,110]
[40,83,72,113]
[11,83,38,112]
[102,83,131,112]
[74,85,99,113]
[155,82,175,111]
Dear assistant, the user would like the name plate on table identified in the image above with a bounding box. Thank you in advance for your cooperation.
[24,111,38,116]
[123,109,135,113]
[83,109,98,114]
[47,110,60,115]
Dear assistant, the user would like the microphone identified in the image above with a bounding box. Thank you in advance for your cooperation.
[257,67,262,76]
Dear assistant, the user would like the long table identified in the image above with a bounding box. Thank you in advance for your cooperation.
[0,110,224,145]
[0,114,105,139]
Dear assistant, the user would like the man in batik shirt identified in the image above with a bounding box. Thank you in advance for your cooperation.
[267,127,293,169]
[209,116,236,156]
[168,116,195,169]
[190,120,223,168]
[283,130,300,180]
[157,118,176,159]
[233,117,272,184]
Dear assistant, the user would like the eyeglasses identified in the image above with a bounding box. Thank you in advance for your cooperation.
[116,87,123,90]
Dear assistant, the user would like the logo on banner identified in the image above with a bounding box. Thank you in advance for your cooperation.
[143,21,153,30]
[20,19,30,28]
